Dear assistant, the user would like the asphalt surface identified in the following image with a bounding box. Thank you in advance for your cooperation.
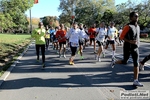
[0,41,150,100]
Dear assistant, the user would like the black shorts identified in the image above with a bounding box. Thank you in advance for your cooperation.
[96,41,104,46]
[90,38,95,42]
[79,40,84,45]
[53,35,56,41]
[106,40,115,45]
[122,43,139,67]
[59,41,66,47]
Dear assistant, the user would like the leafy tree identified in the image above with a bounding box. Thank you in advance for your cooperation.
[42,16,59,28]
[58,0,116,27]
[0,0,34,33]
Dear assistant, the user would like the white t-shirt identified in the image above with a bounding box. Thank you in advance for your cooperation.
[66,28,88,47]
[96,27,107,42]
[79,28,88,41]
[107,27,117,40]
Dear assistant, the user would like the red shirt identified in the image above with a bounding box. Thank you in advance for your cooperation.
[56,29,66,42]
[88,28,97,38]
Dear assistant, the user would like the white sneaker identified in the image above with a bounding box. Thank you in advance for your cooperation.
[111,57,115,68]
[98,57,101,62]
[95,55,97,60]
[63,54,66,58]
[111,61,115,68]
[139,62,144,71]
[94,50,97,54]
[133,80,143,87]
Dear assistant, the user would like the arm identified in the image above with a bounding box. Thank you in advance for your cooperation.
[120,25,129,40]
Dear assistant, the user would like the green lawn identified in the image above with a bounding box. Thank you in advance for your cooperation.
[0,33,31,76]
[140,37,150,43]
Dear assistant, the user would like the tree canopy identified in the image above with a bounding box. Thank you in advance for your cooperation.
[58,0,150,30]
[0,0,34,33]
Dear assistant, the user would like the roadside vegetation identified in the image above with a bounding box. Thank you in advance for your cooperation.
[0,34,31,76]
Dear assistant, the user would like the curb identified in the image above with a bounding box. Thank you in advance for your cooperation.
[0,42,32,87]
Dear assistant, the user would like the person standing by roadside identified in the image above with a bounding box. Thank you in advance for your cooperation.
[31,22,46,68]
[116,11,143,86]
[56,24,67,58]
[95,22,107,62]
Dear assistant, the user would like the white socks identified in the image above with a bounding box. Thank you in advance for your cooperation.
[112,51,115,58]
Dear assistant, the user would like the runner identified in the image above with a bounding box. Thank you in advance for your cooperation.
[53,27,59,52]
[118,27,124,45]
[116,11,143,86]
[104,22,117,67]
[55,24,67,58]
[45,26,50,50]
[114,27,120,46]
[88,23,97,53]
[66,22,88,65]
[78,23,89,60]
[95,22,107,62]
[49,27,54,42]
[139,54,150,71]
[31,22,46,68]
[83,25,89,47]
[65,26,71,52]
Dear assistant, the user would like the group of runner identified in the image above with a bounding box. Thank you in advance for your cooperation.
[32,11,150,87]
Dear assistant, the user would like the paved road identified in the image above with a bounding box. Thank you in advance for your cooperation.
[0,41,150,100]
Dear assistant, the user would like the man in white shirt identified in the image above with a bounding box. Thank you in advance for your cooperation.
[66,22,88,65]
[104,22,117,67]
[95,22,107,62]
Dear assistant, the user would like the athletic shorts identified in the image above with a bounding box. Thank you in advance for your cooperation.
[90,38,95,42]
[106,40,115,45]
[96,41,104,46]
[79,40,84,45]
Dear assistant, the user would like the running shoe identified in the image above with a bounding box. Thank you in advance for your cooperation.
[80,56,84,60]
[102,52,105,58]
[95,55,97,60]
[139,62,144,71]
[42,63,45,69]
[63,54,66,58]
[59,54,61,58]
[69,61,74,65]
[133,80,143,87]
[78,50,80,54]
[36,59,40,62]
[98,57,101,62]
[94,50,97,54]
[111,57,115,68]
